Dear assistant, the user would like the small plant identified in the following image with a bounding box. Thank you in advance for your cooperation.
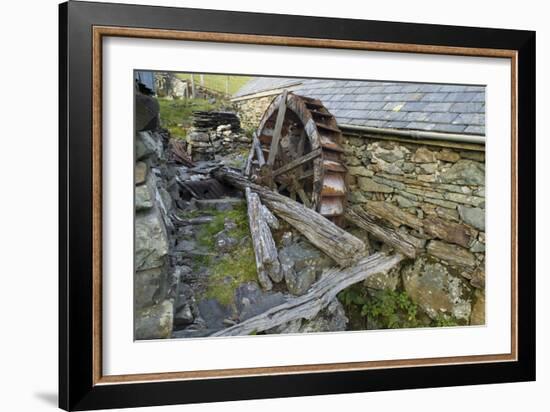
[362,289,419,329]
[338,287,421,329]
[433,314,460,327]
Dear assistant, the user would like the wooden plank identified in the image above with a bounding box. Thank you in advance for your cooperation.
[246,187,282,289]
[215,168,366,267]
[345,207,421,259]
[272,147,322,178]
[244,136,256,177]
[212,252,404,336]
[267,90,288,166]
[253,133,265,167]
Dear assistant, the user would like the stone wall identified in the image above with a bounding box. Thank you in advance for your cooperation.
[134,129,174,339]
[233,95,275,131]
[343,134,485,325]
[233,94,485,325]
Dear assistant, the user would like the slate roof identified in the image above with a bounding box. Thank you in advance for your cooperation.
[233,77,485,136]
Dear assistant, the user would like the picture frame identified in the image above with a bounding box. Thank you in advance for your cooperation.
[59,1,536,410]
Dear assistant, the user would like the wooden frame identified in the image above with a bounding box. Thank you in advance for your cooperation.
[59,1,535,410]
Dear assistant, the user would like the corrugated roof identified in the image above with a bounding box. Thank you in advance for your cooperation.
[233,77,485,136]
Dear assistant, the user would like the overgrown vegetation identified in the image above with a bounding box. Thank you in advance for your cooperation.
[175,74,251,95]
[158,97,220,139]
[338,286,421,329]
[338,285,462,330]
[192,204,257,306]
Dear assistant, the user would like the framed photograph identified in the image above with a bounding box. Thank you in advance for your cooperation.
[59,1,535,410]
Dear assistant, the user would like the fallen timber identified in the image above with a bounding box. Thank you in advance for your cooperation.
[214,167,366,267]
[345,207,423,259]
[212,252,404,337]
[245,187,282,289]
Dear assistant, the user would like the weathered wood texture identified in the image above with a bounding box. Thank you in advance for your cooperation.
[345,207,421,259]
[215,168,366,267]
[363,201,476,248]
[246,187,282,289]
[212,252,404,337]
[267,90,288,166]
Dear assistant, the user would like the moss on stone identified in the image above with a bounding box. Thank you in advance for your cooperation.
[193,204,258,306]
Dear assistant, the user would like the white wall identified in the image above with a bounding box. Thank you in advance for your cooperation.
[0,1,546,411]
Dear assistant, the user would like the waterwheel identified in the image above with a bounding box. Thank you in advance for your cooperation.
[245,90,348,225]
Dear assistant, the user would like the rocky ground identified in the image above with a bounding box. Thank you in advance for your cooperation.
[167,160,348,338]
[135,104,485,340]
[135,117,349,339]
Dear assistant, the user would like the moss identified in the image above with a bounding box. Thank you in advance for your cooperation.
[196,204,249,250]
[192,204,257,306]
[203,243,257,306]
[157,97,221,139]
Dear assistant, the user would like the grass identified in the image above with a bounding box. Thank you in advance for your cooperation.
[174,73,251,96]
[158,97,219,139]
[193,204,257,306]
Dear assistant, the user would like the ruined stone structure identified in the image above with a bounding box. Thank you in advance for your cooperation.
[233,78,486,325]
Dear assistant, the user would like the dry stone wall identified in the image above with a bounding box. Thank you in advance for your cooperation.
[343,135,485,325]
[134,129,174,339]
[233,95,274,130]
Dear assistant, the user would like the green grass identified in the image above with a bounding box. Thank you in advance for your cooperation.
[174,73,251,96]
[158,97,219,139]
[193,204,257,306]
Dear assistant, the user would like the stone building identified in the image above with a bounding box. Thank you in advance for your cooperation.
[233,77,486,325]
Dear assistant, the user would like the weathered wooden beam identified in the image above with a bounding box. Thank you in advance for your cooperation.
[246,187,282,289]
[272,147,322,178]
[345,207,421,259]
[267,90,288,166]
[212,252,404,337]
[364,201,423,231]
[244,138,256,178]
[214,168,366,267]
[253,133,266,167]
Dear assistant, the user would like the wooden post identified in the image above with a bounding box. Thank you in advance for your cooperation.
[267,90,288,166]
[190,74,195,98]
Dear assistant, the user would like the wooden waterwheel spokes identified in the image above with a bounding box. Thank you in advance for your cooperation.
[245,91,348,225]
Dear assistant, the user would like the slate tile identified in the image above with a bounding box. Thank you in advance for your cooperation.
[363,119,388,127]
[471,92,485,102]
[406,122,437,131]
[405,112,431,122]
[426,112,459,123]
[452,113,485,125]
[444,92,476,102]
[420,92,449,102]
[464,125,485,135]
[449,102,485,113]
[423,102,453,112]
[432,124,467,133]
[383,85,404,93]
[417,84,442,93]
[399,84,421,93]
[439,85,468,92]
[401,102,428,112]
[382,102,406,111]
[385,121,409,129]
